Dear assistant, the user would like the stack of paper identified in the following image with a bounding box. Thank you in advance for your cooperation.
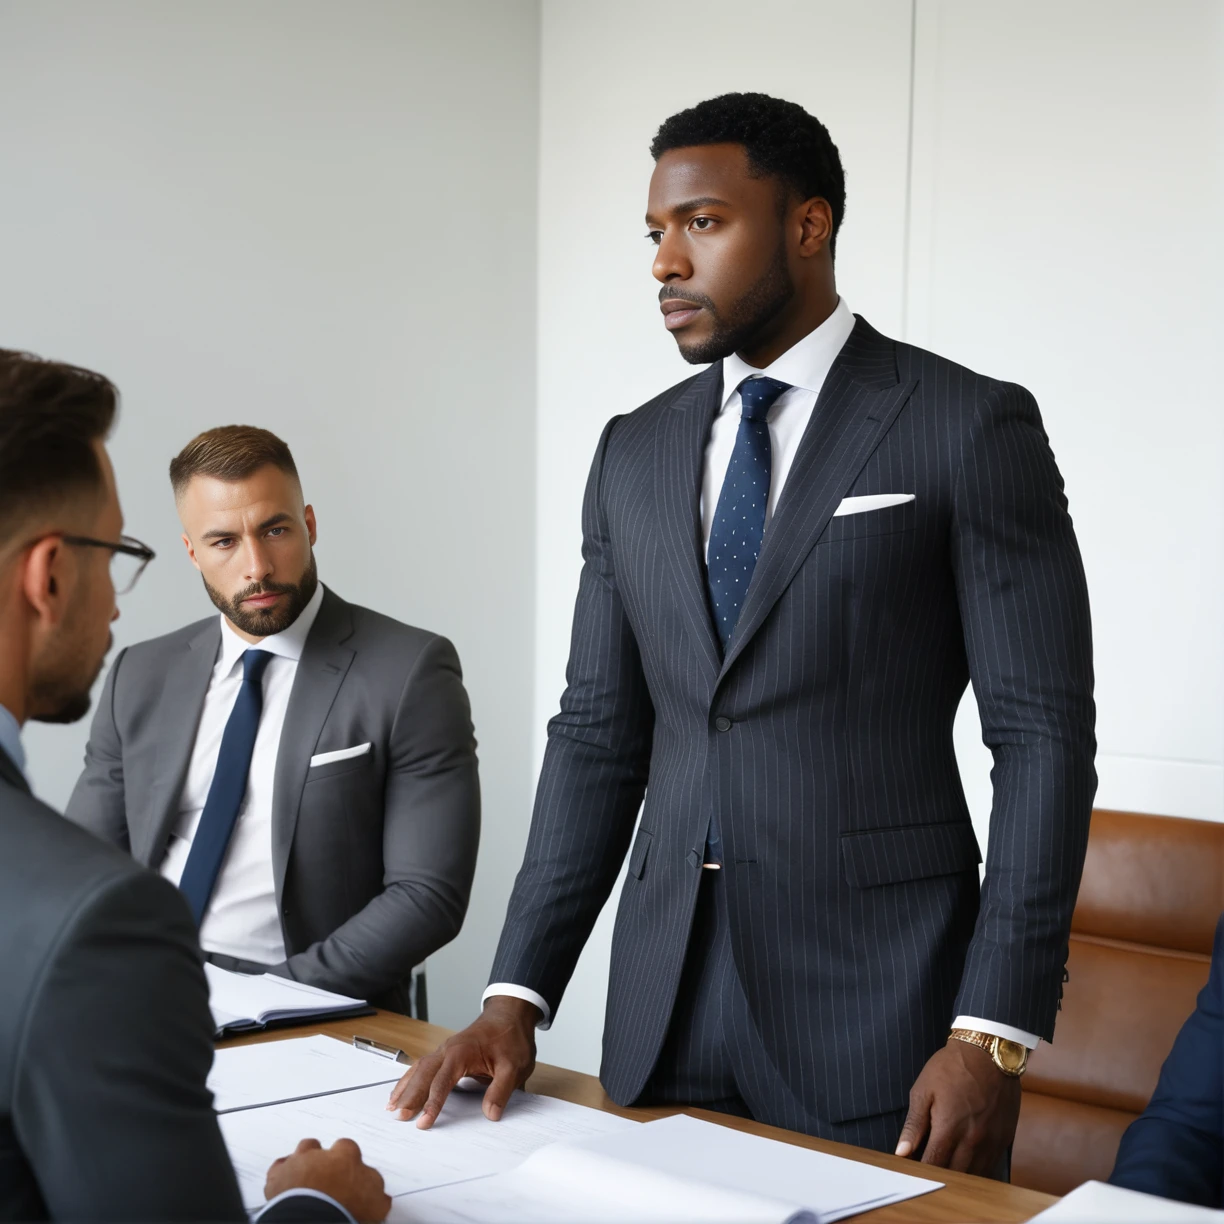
[1028,1180,1224,1222]
[214,1035,945,1223]
[209,1033,402,1112]
[205,963,369,1036]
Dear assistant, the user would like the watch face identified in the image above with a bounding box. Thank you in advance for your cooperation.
[996,1039,1027,1073]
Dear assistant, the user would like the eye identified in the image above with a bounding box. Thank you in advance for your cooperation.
[690,216,716,232]
[645,230,662,246]
[267,527,287,538]
[212,537,235,549]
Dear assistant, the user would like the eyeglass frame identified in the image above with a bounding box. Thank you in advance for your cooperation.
[59,533,156,594]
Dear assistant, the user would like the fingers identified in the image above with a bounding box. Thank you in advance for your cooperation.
[894,1088,932,1159]
[294,1137,322,1155]
[387,1050,441,1112]
[329,1137,362,1160]
[483,1063,521,1122]
[919,1107,962,1169]
[404,1056,469,1130]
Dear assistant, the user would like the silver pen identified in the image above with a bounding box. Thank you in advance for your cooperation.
[353,1035,410,1065]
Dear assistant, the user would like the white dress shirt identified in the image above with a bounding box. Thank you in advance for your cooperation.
[486,301,1039,1050]
[160,583,324,966]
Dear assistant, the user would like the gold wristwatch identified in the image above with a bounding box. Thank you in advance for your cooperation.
[948,1028,1029,1077]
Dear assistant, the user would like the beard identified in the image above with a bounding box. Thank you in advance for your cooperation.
[30,628,112,726]
[673,238,795,366]
[204,553,319,638]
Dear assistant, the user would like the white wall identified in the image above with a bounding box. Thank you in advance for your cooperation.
[535,0,1224,1075]
[908,1,1224,831]
[0,0,541,1031]
[533,0,916,1073]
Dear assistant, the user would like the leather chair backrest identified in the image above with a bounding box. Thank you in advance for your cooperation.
[1011,810,1224,1196]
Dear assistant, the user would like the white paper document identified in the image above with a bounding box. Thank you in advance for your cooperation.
[205,963,367,1036]
[218,1081,635,1209]
[400,1113,942,1224]
[208,1034,399,1113]
[1028,1180,1224,1222]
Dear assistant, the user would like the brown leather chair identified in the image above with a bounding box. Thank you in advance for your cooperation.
[1011,809,1224,1195]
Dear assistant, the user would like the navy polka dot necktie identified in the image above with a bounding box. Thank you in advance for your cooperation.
[706,376,791,651]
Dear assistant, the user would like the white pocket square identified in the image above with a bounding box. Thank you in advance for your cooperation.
[833,493,916,517]
[309,742,372,768]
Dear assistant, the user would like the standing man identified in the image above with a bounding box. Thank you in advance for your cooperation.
[67,426,480,1013]
[0,348,389,1220]
[392,92,1096,1175]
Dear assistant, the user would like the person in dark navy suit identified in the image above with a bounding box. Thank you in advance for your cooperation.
[392,92,1096,1178]
[1111,915,1224,1208]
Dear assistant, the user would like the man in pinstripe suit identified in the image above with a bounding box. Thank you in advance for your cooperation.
[392,92,1096,1176]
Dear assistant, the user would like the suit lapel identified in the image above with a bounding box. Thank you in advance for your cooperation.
[141,619,220,866]
[270,586,355,900]
[655,365,724,680]
[718,318,918,681]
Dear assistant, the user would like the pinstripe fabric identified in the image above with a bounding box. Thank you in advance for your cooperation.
[492,317,1096,1126]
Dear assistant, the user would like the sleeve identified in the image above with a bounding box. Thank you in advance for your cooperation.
[258,1189,353,1222]
[949,382,1097,1040]
[13,867,248,1221]
[279,635,481,998]
[63,647,131,848]
[1110,918,1224,1208]
[486,416,655,1017]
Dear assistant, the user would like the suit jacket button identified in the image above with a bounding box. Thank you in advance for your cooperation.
[714,716,733,732]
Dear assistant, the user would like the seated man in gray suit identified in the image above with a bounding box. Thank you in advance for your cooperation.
[66,425,480,1013]
[0,347,390,1220]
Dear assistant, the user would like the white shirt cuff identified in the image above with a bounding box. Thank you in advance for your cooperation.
[482,983,551,1030]
[255,1188,354,1222]
[952,1015,1041,1050]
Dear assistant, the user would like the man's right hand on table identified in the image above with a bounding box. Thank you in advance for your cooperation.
[386,995,541,1128]
[264,1137,392,1221]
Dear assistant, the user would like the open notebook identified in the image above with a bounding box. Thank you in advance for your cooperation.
[205,963,372,1037]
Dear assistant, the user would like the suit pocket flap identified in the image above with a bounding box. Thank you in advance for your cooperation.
[628,827,653,879]
[840,822,981,888]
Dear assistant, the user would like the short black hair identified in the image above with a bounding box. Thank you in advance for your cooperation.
[651,92,846,257]
[0,349,117,549]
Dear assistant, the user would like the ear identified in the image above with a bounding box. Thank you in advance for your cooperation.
[304,505,317,547]
[21,536,71,626]
[796,196,834,258]
[181,532,202,573]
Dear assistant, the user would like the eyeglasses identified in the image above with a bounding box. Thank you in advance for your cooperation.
[61,534,156,595]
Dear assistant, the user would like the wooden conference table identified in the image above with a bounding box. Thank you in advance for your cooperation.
[225,1011,1056,1224]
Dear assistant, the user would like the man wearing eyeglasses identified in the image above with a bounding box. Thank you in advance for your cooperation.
[0,348,391,1220]
[66,425,480,1015]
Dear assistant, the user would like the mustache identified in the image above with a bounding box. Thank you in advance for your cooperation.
[658,287,717,311]
[233,580,297,603]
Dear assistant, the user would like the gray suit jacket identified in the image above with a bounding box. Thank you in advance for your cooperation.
[65,586,480,1012]
[0,749,348,1221]
[491,317,1097,1123]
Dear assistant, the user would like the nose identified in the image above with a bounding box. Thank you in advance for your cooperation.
[652,226,692,284]
[243,538,274,584]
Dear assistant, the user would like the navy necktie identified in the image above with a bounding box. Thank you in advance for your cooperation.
[178,648,273,925]
[703,376,790,865]
[707,376,791,650]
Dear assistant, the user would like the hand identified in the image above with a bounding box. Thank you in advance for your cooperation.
[894,1040,1022,1175]
[386,995,539,1129]
[264,1137,391,1222]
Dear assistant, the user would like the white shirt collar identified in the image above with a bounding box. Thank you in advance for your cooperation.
[720,296,857,412]
[217,580,326,674]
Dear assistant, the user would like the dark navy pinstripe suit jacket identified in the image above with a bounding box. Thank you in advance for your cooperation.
[492,316,1097,1124]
